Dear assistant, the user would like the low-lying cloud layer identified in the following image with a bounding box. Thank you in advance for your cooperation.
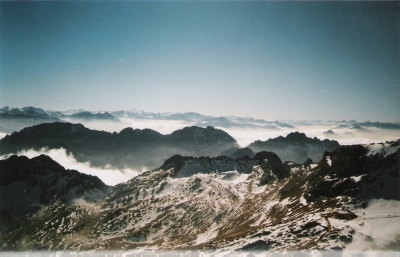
[1,119,398,186]
[0,148,144,186]
[65,119,400,147]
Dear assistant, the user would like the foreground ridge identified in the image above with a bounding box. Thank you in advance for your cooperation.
[0,140,399,252]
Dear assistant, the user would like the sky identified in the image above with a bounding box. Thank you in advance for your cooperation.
[1,1,399,122]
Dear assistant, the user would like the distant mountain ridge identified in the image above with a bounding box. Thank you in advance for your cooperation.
[1,106,399,138]
[248,132,340,163]
[0,106,298,133]
[69,111,119,121]
[220,147,256,159]
[0,122,239,170]
[0,106,121,133]
[110,110,207,121]
[0,106,62,133]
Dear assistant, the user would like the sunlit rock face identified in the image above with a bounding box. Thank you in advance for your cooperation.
[1,140,399,253]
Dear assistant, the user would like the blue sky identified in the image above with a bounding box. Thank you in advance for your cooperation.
[1,2,399,122]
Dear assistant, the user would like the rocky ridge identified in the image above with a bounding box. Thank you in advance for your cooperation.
[248,132,340,163]
[0,155,107,231]
[0,122,239,170]
[0,140,399,252]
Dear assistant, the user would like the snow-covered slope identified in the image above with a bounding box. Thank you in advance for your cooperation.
[0,140,399,253]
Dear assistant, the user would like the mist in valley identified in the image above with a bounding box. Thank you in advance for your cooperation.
[1,119,397,187]
[0,148,143,186]
[57,119,400,147]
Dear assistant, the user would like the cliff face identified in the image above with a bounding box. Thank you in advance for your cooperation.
[0,154,107,220]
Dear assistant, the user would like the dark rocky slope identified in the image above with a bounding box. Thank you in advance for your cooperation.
[248,132,340,163]
[220,147,256,159]
[0,155,107,224]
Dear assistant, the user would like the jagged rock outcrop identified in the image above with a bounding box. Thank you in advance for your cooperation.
[0,155,107,220]
[305,141,400,202]
[156,152,287,180]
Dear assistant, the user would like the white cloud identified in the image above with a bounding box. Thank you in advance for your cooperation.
[0,133,7,140]
[0,148,144,186]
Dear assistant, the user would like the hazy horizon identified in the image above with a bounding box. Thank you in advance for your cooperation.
[1,1,399,122]
[2,105,400,124]
[1,106,399,146]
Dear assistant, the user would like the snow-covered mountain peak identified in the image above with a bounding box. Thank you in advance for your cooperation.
[365,140,400,157]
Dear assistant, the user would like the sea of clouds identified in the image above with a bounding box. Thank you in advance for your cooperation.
[0,148,144,186]
[1,119,398,186]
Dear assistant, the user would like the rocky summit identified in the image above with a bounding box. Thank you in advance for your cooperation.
[0,140,399,253]
[248,132,340,164]
[0,155,107,230]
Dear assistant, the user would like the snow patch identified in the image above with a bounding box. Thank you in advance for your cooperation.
[218,171,250,185]
[266,201,279,211]
[299,195,307,205]
[329,199,400,251]
[350,175,365,183]
[326,156,332,166]
[366,142,399,158]
[196,228,218,245]
[280,197,290,206]
[291,167,300,173]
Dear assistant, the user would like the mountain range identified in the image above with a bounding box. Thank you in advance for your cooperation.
[2,106,399,137]
[1,140,399,252]
[0,106,296,132]
[1,106,400,253]
[0,122,239,170]
[248,132,340,164]
[0,122,340,170]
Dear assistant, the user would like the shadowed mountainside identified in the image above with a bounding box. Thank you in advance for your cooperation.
[248,132,340,163]
[0,154,107,224]
[0,122,239,170]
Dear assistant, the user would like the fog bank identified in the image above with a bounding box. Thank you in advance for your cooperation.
[0,148,143,186]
